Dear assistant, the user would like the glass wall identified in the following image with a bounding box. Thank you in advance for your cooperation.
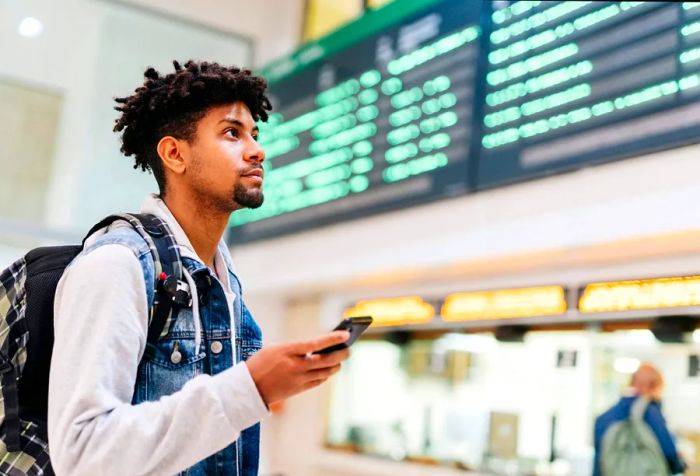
[0,0,251,266]
[0,78,62,224]
[325,328,700,475]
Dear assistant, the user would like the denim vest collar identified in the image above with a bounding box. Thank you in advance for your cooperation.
[139,194,240,356]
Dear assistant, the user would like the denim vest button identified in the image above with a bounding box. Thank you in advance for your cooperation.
[170,350,182,364]
[210,341,223,354]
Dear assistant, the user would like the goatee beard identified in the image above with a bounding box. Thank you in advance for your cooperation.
[234,184,264,209]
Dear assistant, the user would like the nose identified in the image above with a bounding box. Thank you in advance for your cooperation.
[244,137,265,165]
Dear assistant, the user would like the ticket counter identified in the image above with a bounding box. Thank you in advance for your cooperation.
[322,278,700,475]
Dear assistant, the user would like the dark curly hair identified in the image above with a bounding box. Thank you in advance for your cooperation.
[114,60,272,194]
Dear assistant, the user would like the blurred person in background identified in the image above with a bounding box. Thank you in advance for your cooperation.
[47,60,350,476]
[593,362,686,476]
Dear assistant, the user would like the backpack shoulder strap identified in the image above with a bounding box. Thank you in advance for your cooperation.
[0,257,28,452]
[83,213,191,347]
[630,396,650,421]
[127,214,192,347]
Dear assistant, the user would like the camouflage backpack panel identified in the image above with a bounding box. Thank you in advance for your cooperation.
[0,257,51,476]
[0,213,186,476]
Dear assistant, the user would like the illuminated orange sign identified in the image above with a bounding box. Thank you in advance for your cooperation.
[579,276,700,313]
[442,286,567,321]
[343,296,435,327]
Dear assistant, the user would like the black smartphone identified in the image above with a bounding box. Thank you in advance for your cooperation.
[314,316,373,354]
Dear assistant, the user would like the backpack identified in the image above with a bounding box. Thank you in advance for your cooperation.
[0,213,193,476]
[600,396,670,476]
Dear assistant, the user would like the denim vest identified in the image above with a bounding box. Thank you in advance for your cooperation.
[84,226,263,476]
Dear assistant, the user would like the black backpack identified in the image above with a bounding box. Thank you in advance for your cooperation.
[0,213,192,476]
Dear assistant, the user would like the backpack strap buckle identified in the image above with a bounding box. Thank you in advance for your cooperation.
[159,273,192,308]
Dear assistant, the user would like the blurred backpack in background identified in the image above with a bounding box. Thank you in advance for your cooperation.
[600,396,670,476]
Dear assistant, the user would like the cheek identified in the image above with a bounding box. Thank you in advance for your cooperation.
[220,141,246,170]
[191,143,239,189]
[211,143,247,190]
[204,141,243,174]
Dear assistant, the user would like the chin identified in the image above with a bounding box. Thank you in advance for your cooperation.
[244,197,264,209]
[233,186,264,209]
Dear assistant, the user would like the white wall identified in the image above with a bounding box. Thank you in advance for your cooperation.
[119,0,305,66]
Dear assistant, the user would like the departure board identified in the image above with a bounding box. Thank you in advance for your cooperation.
[229,0,483,241]
[229,1,700,242]
[479,1,700,186]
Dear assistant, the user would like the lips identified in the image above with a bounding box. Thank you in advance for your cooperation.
[242,169,264,179]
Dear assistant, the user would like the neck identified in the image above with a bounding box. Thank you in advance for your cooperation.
[162,192,228,268]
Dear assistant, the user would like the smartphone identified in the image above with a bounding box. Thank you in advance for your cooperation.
[314,316,373,354]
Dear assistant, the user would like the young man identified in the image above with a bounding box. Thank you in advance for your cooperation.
[48,60,350,476]
[593,362,686,476]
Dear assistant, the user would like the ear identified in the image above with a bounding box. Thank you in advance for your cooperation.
[156,136,189,176]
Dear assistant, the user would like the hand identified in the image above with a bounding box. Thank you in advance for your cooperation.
[245,331,351,406]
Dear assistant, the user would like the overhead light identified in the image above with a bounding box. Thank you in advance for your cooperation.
[344,296,435,327]
[579,276,700,313]
[442,285,567,321]
[18,17,43,38]
[614,357,640,374]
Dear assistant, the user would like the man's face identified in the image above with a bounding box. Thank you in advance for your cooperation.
[187,101,265,213]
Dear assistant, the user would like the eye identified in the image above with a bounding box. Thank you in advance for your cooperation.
[225,128,240,138]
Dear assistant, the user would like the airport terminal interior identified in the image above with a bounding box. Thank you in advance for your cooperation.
[2,0,700,475]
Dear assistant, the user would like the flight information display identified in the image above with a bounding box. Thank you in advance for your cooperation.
[229,1,700,242]
[479,1,700,186]
[230,0,482,241]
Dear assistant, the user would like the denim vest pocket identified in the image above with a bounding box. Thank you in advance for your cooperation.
[136,334,206,401]
[237,339,262,361]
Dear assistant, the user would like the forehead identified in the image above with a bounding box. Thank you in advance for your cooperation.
[204,101,255,127]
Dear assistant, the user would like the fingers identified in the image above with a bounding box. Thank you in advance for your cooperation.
[301,363,342,389]
[303,348,350,370]
[290,331,350,355]
[250,341,348,404]
[300,378,326,392]
[308,363,342,380]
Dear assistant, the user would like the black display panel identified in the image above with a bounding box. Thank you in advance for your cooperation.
[478,1,700,186]
[229,1,700,243]
[229,0,484,241]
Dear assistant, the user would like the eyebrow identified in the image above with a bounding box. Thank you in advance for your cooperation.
[219,117,259,133]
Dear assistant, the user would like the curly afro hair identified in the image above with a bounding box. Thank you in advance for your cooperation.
[114,60,272,194]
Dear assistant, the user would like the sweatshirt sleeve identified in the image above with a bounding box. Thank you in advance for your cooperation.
[645,403,687,475]
[48,244,268,476]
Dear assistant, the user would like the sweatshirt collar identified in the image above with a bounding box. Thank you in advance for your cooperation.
[139,193,236,275]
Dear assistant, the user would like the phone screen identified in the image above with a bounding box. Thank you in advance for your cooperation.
[314,316,373,354]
